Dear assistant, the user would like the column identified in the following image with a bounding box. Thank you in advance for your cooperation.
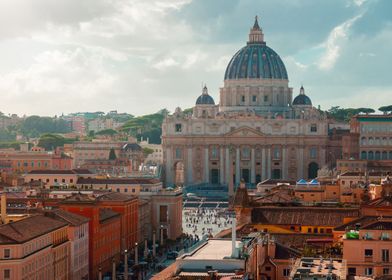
[235,147,240,185]
[225,147,231,185]
[165,146,173,186]
[220,146,225,185]
[261,147,266,181]
[267,147,271,179]
[282,146,287,179]
[297,146,304,179]
[251,147,256,184]
[187,146,193,184]
[320,147,326,168]
[204,146,209,183]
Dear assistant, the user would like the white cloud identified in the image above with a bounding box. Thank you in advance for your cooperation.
[153,57,179,70]
[318,14,362,70]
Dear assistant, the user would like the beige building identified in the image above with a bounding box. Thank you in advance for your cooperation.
[162,18,329,190]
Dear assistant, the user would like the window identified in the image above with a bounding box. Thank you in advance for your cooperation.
[310,124,317,132]
[264,95,268,102]
[54,179,58,183]
[175,148,182,159]
[4,249,10,259]
[175,123,182,132]
[382,249,389,262]
[265,266,271,271]
[364,249,373,257]
[283,268,290,277]
[116,188,120,192]
[4,269,10,279]
[273,147,280,159]
[241,95,245,102]
[241,147,250,160]
[252,95,257,102]
[383,268,389,275]
[159,205,168,223]
[211,146,219,159]
[365,268,373,276]
[348,267,356,276]
[310,147,317,159]
[124,188,128,192]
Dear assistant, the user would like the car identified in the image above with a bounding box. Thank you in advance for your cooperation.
[166,251,179,260]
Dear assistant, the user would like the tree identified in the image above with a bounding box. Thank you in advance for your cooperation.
[379,105,392,114]
[108,148,117,160]
[142,147,154,157]
[37,134,76,151]
[357,108,375,115]
[95,129,118,136]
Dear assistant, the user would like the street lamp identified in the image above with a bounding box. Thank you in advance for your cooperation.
[152,230,156,258]
[124,249,128,280]
[160,225,164,246]
[112,258,116,280]
[135,242,139,265]
[98,267,102,280]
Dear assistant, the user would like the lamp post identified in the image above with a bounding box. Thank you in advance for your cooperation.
[160,225,164,246]
[152,230,156,258]
[112,258,116,280]
[98,267,102,280]
[135,242,139,265]
[144,238,148,259]
[124,249,128,280]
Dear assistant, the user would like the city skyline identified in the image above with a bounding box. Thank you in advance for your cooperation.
[0,0,391,117]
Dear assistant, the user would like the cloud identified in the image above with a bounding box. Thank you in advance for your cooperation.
[318,14,362,70]
[153,57,179,70]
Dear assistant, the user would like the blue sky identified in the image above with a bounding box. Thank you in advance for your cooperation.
[0,0,391,116]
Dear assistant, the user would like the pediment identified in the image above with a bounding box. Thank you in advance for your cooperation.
[224,126,265,137]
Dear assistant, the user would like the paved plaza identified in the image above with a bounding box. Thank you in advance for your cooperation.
[182,207,231,238]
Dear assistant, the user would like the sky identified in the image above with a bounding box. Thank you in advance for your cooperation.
[0,0,391,117]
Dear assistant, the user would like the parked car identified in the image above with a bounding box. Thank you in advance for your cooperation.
[167,251,179,260]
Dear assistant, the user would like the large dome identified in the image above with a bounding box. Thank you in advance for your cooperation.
[224,17,288,81]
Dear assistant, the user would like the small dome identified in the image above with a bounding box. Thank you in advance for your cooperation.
[196,86,215,105]
[293,86,312,106]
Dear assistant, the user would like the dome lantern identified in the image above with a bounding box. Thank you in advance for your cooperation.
[248,15,264,44]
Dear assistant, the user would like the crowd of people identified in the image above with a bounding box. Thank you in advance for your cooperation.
[183,207,231,238]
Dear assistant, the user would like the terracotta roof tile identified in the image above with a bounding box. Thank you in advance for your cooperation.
[0,215,67,244]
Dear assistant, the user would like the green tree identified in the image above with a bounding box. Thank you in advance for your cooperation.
[37,134,76,151]
[96,129,118,136]
[142,147,154,157]
[379,105,392,114]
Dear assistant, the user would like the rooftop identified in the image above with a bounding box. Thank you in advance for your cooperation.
[0,215,67,244]
[43,209,90,226]
[28,169,93,175]
[77,177,161,185]
[184,239,241,260]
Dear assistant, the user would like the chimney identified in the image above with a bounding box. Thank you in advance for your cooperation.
[231,212,237,258]
[1,193,6,224]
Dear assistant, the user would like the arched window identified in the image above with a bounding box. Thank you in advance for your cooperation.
[361,137,367,146]
[382,151,388,160]
[369,137,374,145]
[361,151,367,160]
[375,151,381,160]
[389,151,392,160]
[383,137,388,145]
[368,151,374,160]
[375,137,380,145]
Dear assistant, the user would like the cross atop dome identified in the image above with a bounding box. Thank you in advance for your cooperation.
[300,85,305,95]
[202,84,208,95]
[248,15,264,44]
[253,15,261,30]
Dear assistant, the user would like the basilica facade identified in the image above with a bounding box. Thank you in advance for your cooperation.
[162,18,329,190]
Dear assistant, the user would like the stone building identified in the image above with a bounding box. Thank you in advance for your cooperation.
[162,17,329,190]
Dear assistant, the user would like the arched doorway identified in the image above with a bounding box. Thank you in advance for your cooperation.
[174,161,184,186]
[308,162,319,179]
